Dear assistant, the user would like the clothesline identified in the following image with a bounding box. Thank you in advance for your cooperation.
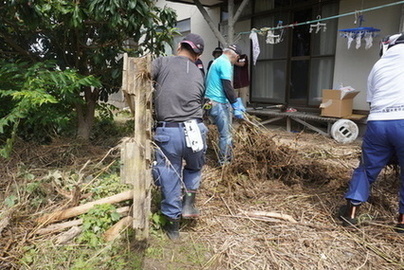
[237,0,404,35]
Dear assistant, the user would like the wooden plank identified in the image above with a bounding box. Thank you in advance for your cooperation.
[123,57,137,114]
[260,117,284,125]
[131,55,153,241]
[121,53,128,92]
[120,138,137,184]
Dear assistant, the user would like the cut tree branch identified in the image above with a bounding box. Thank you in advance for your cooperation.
[35,206,130,235]
[103,216,132,242]
[36,190,133,225]
[242,211,297,223]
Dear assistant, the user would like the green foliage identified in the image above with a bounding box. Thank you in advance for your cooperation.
[20,246,38,267]
[19,234,143,270]
[0,60,101,157]
[87,172,132,201]
[4,194,18,208]
[78,203,121,248]
[0,0,178,140]
[151,211,168,231]
[21,175,52,208]
[90,117,134,144]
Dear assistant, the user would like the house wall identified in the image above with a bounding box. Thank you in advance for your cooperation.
[156,0,403,113]
[334,0,402,111]
[156,1,221,71]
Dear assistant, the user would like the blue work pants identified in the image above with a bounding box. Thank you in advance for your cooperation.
[345,120,404,213]
[153,122,208,219]
[209,102,232,165]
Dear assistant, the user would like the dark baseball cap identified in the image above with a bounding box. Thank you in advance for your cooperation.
[213,47,223,53]
[180,33,204,54]
[227,44,242,55]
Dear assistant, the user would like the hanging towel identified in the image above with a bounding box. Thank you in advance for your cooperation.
[249,31,260,65]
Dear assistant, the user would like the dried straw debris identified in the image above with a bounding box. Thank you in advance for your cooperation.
[196,120,404,269]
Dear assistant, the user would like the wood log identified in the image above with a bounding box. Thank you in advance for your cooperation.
[103,216,132,242]
[36,190,133,225]
[35,206,130,235]
[56,226,82,245]
[36,219,82,235]
[241,211,297,223]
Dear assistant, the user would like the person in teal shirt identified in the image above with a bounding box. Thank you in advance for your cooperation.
[205,44,246,165]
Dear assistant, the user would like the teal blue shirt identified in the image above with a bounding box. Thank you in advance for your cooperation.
[205,54,233,103]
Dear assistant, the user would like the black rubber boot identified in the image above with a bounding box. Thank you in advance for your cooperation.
[395,213,404,233]
[182,190,200,219]
[163,217,180,240]
[339,200,361,227]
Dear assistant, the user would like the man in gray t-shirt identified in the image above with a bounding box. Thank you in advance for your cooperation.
[152,33,208,240]
[152,54,204,122]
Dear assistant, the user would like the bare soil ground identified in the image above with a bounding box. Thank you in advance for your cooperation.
[2,122,404,269]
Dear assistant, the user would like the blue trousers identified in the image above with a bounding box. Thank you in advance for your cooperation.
[345,120,404,213]
[209,102,232,165]
[152,122,208,219]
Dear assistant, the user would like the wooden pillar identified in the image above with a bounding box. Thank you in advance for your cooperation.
[121,54,153,241]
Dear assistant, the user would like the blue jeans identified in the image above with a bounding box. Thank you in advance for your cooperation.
[209,102,232,165]
[345,120,404,213]
[152,122,208,219]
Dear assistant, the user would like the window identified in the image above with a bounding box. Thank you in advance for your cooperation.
[251,15,289,102]
[250,1,338,107]
[254,0,290,13]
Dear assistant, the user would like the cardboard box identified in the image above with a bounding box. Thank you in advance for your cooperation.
[320,89,359,118]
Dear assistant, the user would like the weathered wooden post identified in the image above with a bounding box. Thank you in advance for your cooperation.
[121,53,153,241]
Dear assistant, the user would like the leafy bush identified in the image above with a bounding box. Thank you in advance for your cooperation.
[0,60,101,157]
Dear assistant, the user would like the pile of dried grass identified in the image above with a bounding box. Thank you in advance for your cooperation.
[206,120,354,189]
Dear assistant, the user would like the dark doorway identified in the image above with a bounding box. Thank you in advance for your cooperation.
[288,8,312,106]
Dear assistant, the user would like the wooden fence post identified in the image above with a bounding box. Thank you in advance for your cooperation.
[121,54,153,241]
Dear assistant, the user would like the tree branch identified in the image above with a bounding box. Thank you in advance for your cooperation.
[0,33,35,61]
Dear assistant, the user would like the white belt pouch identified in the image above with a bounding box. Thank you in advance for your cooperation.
[183,120,204,152]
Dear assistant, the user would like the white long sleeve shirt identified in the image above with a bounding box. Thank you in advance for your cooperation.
[367,44,404,121]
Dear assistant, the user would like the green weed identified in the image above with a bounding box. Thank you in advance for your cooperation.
[77,204,121,248]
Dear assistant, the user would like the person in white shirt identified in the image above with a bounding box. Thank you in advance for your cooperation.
[340,33,404,233]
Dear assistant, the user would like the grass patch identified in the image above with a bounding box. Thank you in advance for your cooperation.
[19,230,143,270]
